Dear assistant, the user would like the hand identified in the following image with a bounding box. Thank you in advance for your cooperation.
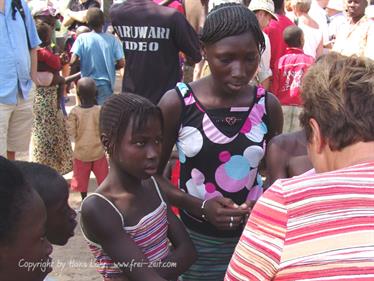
[323,40,334,49]
[238,200,256,226]
[60,52,70,65]
[204,197,249,230]
[30,71,40,87]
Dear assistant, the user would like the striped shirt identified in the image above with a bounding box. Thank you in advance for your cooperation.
[225,162,374,280]
[82,177,169,279]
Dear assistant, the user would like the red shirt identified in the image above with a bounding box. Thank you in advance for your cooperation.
[264,14,294,91]
[37,47,62,72]
[153,0,185,14]
[272,47,314,106]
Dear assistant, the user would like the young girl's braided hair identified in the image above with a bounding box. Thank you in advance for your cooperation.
[100,93,163,157]
[200,3,266,55]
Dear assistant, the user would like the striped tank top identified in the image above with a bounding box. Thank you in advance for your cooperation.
[81,177,169,279]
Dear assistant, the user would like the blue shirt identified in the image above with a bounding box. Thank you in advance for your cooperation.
[0,0,41,104]
[71,32,124,90]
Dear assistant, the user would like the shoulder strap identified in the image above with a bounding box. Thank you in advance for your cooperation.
[150,177,165,204]
[255,86,266,100]
[82,193,125,226]
[175,82,191,99]
[174,81,198,114]
[11,0,31,50]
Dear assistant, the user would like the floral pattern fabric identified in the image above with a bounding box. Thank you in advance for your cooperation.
[31,86,73,175]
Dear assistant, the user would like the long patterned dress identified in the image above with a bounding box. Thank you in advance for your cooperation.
[31,86,72,175]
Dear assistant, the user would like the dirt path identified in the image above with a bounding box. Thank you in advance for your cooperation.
[48,182,102,281]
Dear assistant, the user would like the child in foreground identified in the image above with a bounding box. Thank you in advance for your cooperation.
[80,93,196,281]
[0,157,53,281]
[15,161,77,246]
[67,78,109,200]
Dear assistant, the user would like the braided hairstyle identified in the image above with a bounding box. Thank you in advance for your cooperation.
[200,3,265,55]
[100,93,163,158]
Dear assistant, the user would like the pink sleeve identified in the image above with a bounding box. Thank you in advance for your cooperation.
[225,181,288,280]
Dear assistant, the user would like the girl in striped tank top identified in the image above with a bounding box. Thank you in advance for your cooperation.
[80,93,196,281]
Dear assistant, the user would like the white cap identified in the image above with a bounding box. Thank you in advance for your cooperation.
[326,0,344,12]
[249,0,278,20]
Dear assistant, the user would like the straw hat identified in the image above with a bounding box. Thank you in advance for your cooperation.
[249,0,278,20]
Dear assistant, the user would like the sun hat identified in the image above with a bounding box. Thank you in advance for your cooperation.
[249,0,278,20]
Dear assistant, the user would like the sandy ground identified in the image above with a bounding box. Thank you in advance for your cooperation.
[48,179,102,281]
[16,72,124,281]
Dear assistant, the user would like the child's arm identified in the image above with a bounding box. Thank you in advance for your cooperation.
[155,206,197,280]
[113,37,125,70]
[66,109,78,140]
[65,72,81,84]
[81,196,167,281]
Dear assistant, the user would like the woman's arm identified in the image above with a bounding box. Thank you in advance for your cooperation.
[81,196,167,281]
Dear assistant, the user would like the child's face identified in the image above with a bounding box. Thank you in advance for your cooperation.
[42,27,52,47]
[46,183,77,245]
[203,31,260,94]
[1,191,53,281]
[117,116,163,179]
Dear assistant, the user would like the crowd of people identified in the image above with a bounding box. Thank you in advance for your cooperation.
[1,0,374,280]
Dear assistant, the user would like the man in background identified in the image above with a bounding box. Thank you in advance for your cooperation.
[0,0,41,160]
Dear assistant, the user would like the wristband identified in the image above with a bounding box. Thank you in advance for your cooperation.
[201,199,208,221]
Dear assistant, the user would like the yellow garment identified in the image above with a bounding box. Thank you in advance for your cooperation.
[67,105,105,162]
